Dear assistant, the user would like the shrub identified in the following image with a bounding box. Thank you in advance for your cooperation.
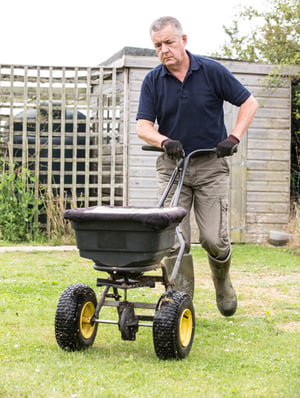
[0,163,42,242]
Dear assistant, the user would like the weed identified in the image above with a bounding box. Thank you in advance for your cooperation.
[0,162,43,242]
[40,189,75,244]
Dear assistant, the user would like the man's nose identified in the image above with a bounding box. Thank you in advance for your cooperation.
[161,43,169,53]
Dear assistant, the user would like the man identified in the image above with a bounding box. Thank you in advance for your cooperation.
[136,16,259,317]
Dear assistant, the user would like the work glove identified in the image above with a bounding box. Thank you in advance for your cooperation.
[161,138,185,160]
[216,135,240,158]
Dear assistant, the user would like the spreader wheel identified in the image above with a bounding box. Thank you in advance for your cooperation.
[153,290,195,360]
[55,283,98,351]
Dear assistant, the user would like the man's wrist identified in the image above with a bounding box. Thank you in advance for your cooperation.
[228,134,240,144]
[161,138,170,147]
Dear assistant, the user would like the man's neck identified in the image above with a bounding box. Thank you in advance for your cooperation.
[167,53,190,82]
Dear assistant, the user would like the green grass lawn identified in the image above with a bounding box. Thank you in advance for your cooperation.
[0,244,299,397]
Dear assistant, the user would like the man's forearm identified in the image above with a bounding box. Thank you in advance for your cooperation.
[136,119,168,147]
[231,95,259,141]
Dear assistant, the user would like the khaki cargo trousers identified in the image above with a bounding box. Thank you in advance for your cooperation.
[156,152,231,261]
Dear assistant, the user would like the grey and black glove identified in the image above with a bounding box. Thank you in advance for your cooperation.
[216,135,240,158]
[161,138,185,160]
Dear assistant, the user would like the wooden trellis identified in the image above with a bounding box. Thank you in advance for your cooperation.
[0,64,128,230]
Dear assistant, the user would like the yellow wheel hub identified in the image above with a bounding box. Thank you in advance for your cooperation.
[179,308,193,347]
[80,301,96,339]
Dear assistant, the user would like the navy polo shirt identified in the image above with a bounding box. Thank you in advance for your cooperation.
[136,51,251,154]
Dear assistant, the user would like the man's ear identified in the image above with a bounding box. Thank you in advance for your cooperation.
[182,34,187,46]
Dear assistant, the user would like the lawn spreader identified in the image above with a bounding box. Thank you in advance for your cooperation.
[55,147,215,359]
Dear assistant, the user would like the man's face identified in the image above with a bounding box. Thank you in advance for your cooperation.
[151,24,187,70]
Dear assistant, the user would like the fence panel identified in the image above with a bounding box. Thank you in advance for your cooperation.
[0,64,126,231]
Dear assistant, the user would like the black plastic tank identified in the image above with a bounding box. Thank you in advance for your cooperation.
[12,102,87,191]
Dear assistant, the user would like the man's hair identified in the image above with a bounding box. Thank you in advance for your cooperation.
[150,16,183,36]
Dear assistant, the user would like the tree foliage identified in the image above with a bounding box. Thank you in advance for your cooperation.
[216,0,300,65]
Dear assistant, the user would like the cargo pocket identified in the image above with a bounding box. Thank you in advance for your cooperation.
[219,198,229,239]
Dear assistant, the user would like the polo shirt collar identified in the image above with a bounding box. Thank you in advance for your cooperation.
[160,50,202,77]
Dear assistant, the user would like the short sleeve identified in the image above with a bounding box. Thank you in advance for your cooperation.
[205,59,251,106]
[136,74,157,122]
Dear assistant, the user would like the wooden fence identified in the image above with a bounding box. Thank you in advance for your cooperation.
[0,64,128,230]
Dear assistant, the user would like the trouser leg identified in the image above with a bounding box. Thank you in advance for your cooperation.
[156,153,193,253]
[194,193,237,316]
[192,154,237,316]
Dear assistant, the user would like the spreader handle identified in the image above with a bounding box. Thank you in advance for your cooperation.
[142,145,164,152]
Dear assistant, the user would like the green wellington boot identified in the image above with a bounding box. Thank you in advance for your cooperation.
[208,251,237,317]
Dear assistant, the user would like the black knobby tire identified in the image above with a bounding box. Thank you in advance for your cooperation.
[153,290,195,360]
[55,283,98,351]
